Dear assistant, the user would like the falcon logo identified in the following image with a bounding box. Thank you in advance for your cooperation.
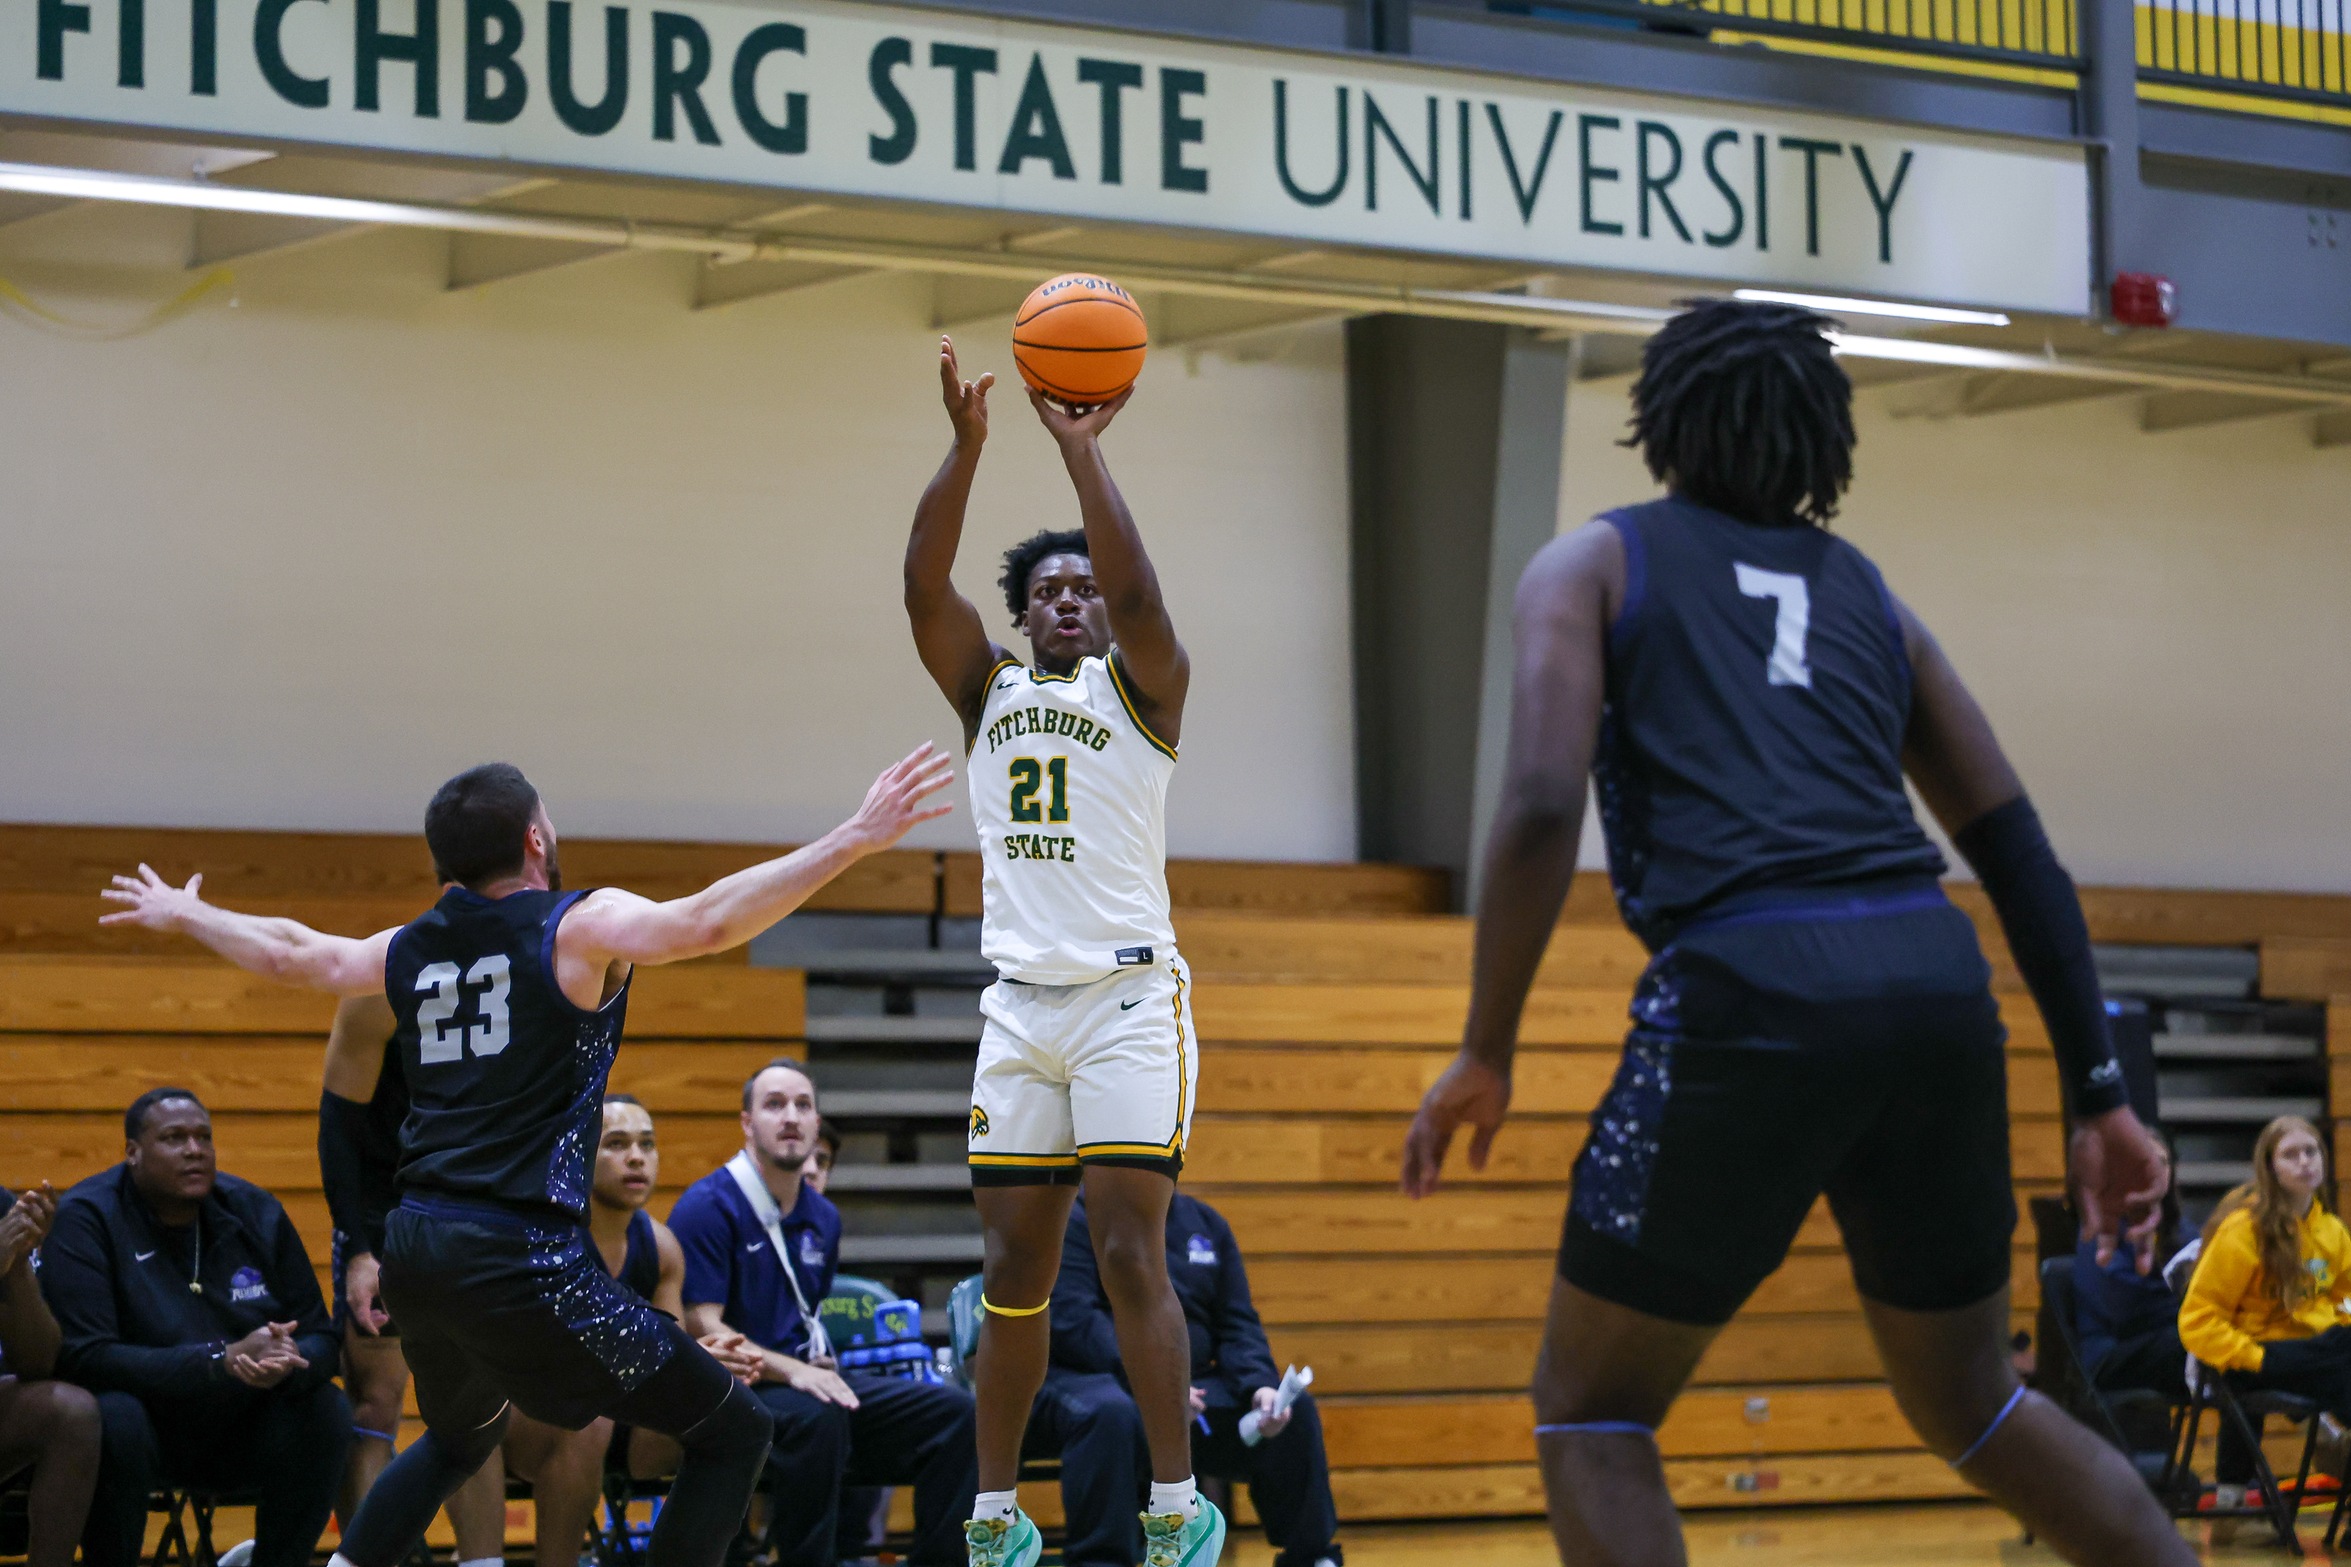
[969,1105,990,1140]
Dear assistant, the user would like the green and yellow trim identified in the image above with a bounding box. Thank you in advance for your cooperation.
[970,1149,1084,1188]
[968,1152,1082,1168]
[1106,649,1179,762]
[968,655,1025,756]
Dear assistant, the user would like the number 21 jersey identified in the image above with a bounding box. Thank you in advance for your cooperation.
[973,650,1177,985]
[384,887,631,1218]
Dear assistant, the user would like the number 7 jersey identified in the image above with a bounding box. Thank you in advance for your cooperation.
[973,650,1178,985]
[384,887,631,1218]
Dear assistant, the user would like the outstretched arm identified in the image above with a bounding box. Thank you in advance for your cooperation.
[1030,387,1189,745]
[100,868,394,995]
[556,744,956,978]
[1897,598,2162,1270]
[907,337,1014,745]
[1401,524,1618,1197]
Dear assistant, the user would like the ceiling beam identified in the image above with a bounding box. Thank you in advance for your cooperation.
[446,231,621,290]
[9,160,2351,411]
[693,258,873,310]
[2315,409,2351,448]
[2141,389,2318,432]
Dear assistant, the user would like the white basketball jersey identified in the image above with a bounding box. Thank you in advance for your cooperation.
[972,651,1177,985]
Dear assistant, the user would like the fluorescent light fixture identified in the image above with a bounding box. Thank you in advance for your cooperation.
[1733,287,2011,327]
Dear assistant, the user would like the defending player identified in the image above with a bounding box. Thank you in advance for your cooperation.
[903,339,1223,1567]
[100,749,953,1567]
[1401,301,2192,1566]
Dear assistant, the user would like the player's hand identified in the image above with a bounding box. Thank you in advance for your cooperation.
[1029,384,1133,449]
[784,1360,861,1408]
[0,1183,57,1278]
[1250,1385,1293,1440]
[99,865,207,931]
[699,1330,764,1384]
[1400,1053,1512,1199]
[845,744,957,853]
[346,1251,391,1336]
[939,337,993,451]
[2071,1105,2169,1274]
[1187,1386,1207,1416]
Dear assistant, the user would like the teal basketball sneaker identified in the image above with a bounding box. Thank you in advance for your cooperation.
[964,1509,1042,1567]
[1141,1496,1227,1567]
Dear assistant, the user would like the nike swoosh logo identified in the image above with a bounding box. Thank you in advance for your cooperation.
[1120,998,1144,1010]
[745,1242,765,1254]
[135,1250,156,1262]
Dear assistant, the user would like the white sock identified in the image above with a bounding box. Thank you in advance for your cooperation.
[1148,1478,1199,1521]
[329,1555,361,1567]
[457,1557,504,1567]
[973,1490,1018,1524]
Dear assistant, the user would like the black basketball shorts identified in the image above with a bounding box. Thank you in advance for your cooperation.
[381,1197,734,1434]
[1559,892,2017,1326]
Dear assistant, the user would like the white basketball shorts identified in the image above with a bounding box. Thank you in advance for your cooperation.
[966,954,1197,1185]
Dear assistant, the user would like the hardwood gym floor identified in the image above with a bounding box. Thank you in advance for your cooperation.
[1224,1503,2346,1564]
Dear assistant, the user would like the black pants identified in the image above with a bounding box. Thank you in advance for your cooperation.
[2215,1328,2351,1485]
[84,1380,351,1567]
[756,1372,975,1567]
[1028,1371,1340,1567]
[2093,1325,2189,1402]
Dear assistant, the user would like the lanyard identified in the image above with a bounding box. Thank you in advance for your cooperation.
[724,1152,832,1365]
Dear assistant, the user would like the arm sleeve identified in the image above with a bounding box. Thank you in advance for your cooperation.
[265,1201,342,1391]
[667,1192,738,1315]
[1206,1211,1278,1397]
[317,1090,399,1258]
[1951,797,2128,1120]
[1047,1209,1124,1376]
[2178,1225,2270,1374]
[39,1202,219,1398]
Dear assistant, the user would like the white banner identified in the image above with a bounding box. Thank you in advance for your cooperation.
[1,0,2091,311]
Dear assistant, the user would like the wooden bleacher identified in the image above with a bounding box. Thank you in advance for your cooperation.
[1,823,2342,1531]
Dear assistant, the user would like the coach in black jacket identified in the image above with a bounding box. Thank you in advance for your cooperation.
[1039,1193,1340,1567]
[41,1087,351,1567]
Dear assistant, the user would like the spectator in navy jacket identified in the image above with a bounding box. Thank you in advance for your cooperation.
[41,1088,351,1567]
[669,1059,975,1567]
[0,1183,101,1567]
[2073,1141,2187,1400]
[1043,1193,1340,1567]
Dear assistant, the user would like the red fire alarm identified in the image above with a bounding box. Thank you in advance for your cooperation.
[2110,272,2177,327]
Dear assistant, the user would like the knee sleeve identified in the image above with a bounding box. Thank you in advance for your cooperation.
[338,1407,512,1567]
[681,1378,773,1462]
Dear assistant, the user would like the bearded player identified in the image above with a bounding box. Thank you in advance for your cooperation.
[101,749,952,1567]
[1402,300,2187,1565]
[904,339,1222,1567]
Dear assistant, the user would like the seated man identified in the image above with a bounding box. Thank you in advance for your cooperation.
[42,1087,352,1567]
[0,1182,101,1567]
[670,1059,976,1567]
[1043,1193,1340,1567]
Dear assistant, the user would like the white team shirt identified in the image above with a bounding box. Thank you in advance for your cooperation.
[971,650,1177,984]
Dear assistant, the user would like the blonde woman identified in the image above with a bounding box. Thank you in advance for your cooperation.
[2179,1116,2351,1488]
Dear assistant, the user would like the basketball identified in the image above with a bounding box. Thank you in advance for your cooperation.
[1012,273,1148,408]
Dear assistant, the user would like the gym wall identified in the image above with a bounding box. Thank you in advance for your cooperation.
[1561,373,2351,893]
[0,217,1356,860]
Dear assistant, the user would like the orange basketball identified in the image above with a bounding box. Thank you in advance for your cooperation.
[1012,274,1147,408]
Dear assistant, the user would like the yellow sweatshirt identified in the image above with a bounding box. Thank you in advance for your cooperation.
[2178,1205,2351,1373]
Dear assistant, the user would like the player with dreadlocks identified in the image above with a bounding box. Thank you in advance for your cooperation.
[1401,300,2190,1565]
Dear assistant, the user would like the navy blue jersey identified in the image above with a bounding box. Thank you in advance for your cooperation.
[615,1209,661,1302]
[385,887,630,1218]
[1594,497,1945,950]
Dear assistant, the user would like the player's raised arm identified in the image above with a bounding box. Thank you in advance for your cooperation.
[906,337,1014,744]
[99,866,395,996]
[1896,597,2166,1270]
[558,743,956,972]
[1401,524,1619,1198]
[1029,385,1190,743]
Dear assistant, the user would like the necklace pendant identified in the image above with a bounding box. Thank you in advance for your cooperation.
[189,1281,203,1295]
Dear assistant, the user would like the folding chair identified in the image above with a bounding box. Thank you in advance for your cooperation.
[148,1486,260,1567]
[2163,1360,2325,1551]
[2037,1257,2184,1495]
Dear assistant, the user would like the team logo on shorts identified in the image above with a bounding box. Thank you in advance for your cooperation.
[969,1105,990,1140]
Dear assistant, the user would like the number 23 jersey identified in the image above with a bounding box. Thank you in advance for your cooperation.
[973,650,1177,985]
[385,887,630,1218]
